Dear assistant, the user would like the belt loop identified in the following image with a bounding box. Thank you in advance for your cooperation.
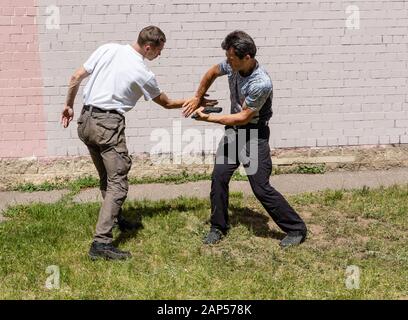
[89,105,93,114]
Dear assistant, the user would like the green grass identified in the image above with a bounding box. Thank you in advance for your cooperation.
[12,176,100,193]
[295,164,326,174]
[1,185,408,299]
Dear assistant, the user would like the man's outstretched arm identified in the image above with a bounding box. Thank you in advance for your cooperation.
[182,64,222,117]
[61,66,90,128]
[153,92,218,110]
[152,92,186,109]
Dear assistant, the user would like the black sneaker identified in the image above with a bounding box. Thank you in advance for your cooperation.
[203,228,224,245]
[279,231,306,248]
[88,241,132,260]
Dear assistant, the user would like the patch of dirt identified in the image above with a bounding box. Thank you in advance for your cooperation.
[304,224,329,248]
[355,234,371,243]
[308,224,324,237]
[301,210,313,220]
[356,217,378,228]
[333,238,353,246]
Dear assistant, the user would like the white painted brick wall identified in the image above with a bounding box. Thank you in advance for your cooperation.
[31,0,408,157]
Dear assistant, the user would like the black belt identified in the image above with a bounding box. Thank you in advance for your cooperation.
[226,121,269,130]
[83,105,122,116]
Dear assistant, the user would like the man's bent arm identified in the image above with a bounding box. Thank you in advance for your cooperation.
[195,105,256,126]
[66,66,90,108]
[61,66,90,128]
[207,108,255,126]
[182,64,222,117]
[194,64,222,100]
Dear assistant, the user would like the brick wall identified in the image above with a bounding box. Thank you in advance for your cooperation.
[0,0,47,157]
[1,0,408,158]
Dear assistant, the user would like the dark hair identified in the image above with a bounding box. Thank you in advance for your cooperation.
[221,30,257,59]
[137,25,166,47]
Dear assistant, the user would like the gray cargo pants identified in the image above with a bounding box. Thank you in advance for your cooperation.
[77,105,132,244]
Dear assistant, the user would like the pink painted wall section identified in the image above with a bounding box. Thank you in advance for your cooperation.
[0,0,46,158]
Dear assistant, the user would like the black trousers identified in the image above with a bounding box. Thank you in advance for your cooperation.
[210,125,307,235]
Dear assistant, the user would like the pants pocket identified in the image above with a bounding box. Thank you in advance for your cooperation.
[77,113,88,144]
[115,151,132,175]
[96,119,120,146]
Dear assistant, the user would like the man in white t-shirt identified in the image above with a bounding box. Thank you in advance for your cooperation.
[61,26,216,260]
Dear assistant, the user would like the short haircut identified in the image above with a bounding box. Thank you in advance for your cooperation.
[137,26,166,47]
[221,30,257,59]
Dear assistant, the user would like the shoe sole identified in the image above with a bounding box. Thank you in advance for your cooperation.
[89,253,103,261]
[279,237,306,249]
[88,252,132,261]
[203,237,223,245]
[203,240,221,245]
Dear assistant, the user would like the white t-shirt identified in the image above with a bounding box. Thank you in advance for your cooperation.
[82,43,161,113]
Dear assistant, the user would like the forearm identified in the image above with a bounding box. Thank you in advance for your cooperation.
[154,92,185,109]
[65,76,82,107]
[194,66,218,99]
[164,98,186,109]
[206,113,249,126]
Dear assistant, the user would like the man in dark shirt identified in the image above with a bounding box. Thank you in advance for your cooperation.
[183,30,307,248]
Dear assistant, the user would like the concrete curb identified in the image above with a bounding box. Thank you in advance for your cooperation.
[1,168,408,220]
[73,168,408,202]
[0,190,69,221]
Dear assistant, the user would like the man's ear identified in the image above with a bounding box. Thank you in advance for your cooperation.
[144,44,151,53]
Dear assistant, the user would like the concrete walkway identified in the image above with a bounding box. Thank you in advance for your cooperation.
[1,168,408,220]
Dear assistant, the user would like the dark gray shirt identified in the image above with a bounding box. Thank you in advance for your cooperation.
[219,59,273,124]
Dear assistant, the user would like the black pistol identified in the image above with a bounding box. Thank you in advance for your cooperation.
[192,107,222,119]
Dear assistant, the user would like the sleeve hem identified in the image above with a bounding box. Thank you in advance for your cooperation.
[148,90,162,101]
[83,63,92,74]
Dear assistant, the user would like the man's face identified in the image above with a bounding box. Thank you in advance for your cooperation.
[145,42,164,61]
[225,47,246,71]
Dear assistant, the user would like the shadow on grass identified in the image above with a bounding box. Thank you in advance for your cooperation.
[229,205,286,240]
[113,198,208,246]
[113,199,286,246]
